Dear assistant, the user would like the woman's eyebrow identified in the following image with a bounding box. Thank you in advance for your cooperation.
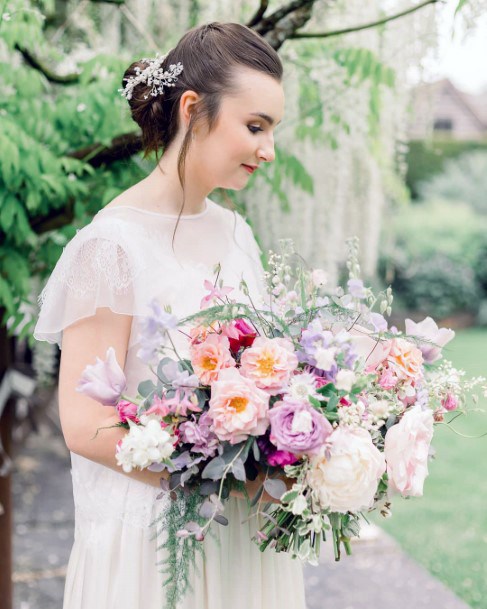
[249,112,282,126]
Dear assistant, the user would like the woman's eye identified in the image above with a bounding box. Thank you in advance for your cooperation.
[248,125,263,134]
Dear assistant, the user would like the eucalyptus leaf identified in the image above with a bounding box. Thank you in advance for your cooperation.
[199,480,219,496]
[231,459,247,482]
[263,478,287,500]
[201,457,226,480]
[138,380,156,398]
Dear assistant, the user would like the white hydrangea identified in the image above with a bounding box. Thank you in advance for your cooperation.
[338,400,366,428]
[116,419,175,473]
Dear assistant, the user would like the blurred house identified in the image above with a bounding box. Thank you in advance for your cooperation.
[409,79,487,140]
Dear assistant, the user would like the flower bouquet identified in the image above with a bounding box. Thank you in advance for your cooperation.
[77,238,485,609]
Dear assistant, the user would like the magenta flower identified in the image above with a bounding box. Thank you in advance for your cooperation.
[116,400,140,424]
[76,347,126,406]
[269,400,333,455]
[267,450,298,467]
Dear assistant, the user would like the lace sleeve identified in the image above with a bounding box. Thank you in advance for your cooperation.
[34,217,147,349]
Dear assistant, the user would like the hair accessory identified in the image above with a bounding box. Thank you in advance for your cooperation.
[119,53,184,101]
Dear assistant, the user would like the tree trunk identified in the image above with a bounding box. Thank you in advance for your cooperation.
[0,317,14,609]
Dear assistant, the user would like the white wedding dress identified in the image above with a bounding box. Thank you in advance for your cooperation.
[34,199,306,609]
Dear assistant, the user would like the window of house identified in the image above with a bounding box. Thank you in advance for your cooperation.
[433,118,453,132]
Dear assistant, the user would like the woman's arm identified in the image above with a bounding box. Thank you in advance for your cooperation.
[58,306,166,488]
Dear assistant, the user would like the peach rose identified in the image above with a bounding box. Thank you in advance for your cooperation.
[208,368,270,444]
[190,334,235,385]
[387,338,423,381]
[240,337,298,395]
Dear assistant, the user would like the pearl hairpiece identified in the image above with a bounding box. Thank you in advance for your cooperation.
[119,53,184,101]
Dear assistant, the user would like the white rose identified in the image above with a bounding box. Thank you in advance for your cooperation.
[306,427,386,513]
[384,406,434,497]
[335,369,356,392]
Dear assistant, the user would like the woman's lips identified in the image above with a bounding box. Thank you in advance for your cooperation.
[242,164,257,174]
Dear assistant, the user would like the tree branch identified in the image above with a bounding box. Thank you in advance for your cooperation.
[14,44,80,84]
[89,0,126,4]
[67,132,142,167]
[290,0,442,40]
[250,0,320,50]
[246,0,269,28]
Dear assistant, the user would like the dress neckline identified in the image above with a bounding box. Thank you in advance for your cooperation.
[98,198,211,220]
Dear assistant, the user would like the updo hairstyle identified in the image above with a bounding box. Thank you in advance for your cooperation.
[122,22,283,186]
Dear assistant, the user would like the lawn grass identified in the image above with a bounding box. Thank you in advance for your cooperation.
[373,328,487,608]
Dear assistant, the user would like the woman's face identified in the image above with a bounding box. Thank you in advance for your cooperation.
[189,67,285,191]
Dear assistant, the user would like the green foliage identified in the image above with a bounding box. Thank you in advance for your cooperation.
[153,491,205,609]
[0,2,144,336]
[418,150,487,214]
[380,200,487,319]
[406,139,487,199]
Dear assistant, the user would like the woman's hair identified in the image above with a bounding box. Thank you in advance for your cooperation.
[122,22,283,187]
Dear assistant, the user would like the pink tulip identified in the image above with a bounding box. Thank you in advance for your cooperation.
[76,347,127,406]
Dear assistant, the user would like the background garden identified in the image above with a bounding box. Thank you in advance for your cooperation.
[1,1,486,608]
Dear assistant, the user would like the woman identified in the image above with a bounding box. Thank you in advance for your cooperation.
[34,22,306,609]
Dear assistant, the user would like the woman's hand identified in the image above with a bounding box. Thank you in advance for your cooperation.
[230,470,294,504]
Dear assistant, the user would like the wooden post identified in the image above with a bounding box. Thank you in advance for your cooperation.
[0,317,14,609]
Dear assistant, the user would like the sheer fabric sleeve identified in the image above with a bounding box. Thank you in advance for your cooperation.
[34,217,148,349]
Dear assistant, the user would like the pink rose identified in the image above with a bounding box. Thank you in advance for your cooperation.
[384,406,434,497]
[190,334,236,385]
[240,337,298,395]
[208,368,270,444]
[116,400,140,424]
[405,317,455,364]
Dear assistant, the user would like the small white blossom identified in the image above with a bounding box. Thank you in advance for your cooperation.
[335,369,356,392]
[77,103,87,112]
[116,419,174,473]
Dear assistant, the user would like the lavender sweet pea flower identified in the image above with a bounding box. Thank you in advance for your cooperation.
[161,360,199,389]
[347,278,367,299]
[76,347,126,406]
[179,412,219,458]
[405,317,455,363]
[269,401,333,455]
[137,299,178,363]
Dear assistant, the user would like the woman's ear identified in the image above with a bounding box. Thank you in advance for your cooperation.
[179,90,201,129]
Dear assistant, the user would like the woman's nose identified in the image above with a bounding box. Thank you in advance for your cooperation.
[258,136,275,163]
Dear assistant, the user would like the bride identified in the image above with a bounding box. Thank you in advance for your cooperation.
[35,21,306,609]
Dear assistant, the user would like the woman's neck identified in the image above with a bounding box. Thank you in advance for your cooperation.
[144,145,210,216]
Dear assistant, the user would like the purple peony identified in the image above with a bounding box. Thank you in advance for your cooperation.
[269,400,333,455]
